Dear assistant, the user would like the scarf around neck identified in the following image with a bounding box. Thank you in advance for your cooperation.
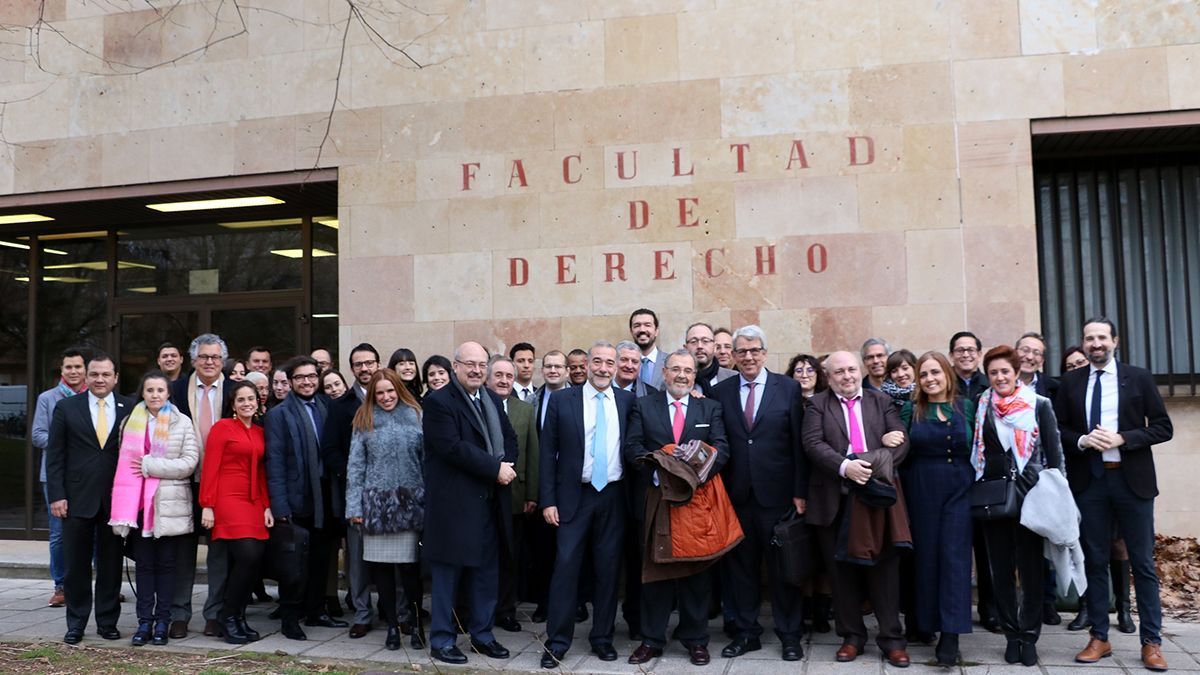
[110,402,172,537]
[971,382,1039,480]
[56,377,85,398]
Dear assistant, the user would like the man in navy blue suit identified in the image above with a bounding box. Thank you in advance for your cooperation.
[538,341,634,668]
[710,325,809,661]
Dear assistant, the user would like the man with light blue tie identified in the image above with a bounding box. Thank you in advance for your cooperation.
[538,341,634,668]
[630,309,666,390]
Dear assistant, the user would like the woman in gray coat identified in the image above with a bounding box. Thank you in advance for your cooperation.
[346,369,425,650]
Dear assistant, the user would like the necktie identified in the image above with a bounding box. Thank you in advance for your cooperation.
[743,382,757,429]
[305,400,322,443]
[592,392,608,491]
[198,383,214,445]
[522,387,532,402]
[95,398,108,447]
[640,357,652,384]
[844,397,866,454]
[671,400,685,444]
[1089,370,1105,478]
[473,394,483,416]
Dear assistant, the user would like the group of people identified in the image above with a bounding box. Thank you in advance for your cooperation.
[32,309,1173,671]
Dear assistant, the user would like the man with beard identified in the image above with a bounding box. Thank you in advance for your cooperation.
[630,309,666,390]
[684,322,736,397]
[860,338,890,392]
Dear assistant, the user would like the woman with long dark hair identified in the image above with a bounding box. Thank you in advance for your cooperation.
[388,348,424,402]
[422,355,453,395]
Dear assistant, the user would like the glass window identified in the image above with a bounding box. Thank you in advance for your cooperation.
[312,215,339,358]
[0,242,29,530]
[119,312,200,396]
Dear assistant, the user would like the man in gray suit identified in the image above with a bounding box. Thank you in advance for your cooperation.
[630,309,666,390]
[614,341,660,398]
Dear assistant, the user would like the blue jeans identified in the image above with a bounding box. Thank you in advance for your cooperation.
[42,483,65,588]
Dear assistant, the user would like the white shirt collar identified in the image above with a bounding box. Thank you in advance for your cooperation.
[666,391,689,407]
[836,389,863,403]
[88,391,114,406]
[583,381,610,399]
[1091,359,1118,377]
[644,346,660,363]
[738,368,768,388]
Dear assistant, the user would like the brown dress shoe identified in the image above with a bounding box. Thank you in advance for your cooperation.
[168,620,188,639]
[688,644,711,666]
[628,643,662,664]
[203,619,221,637]
[885,648,911,668]
[836,643,861,662]
[48,588,66,607]
[1075,637,1112,663]
[348,623,370,639]
[1142,643,1168,672]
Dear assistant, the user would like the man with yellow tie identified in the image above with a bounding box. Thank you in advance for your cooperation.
[45,351,132,645]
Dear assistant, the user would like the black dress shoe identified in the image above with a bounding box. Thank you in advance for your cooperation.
[781,639,803,661]
[721,636,762,658]
[151,620,169,646]
[97,625,121,640]
[222,616,249,645]
[169,620,188,639]
[1067,609,1090,630]
[131,621,152,647]
[935,632,960,667]
[1042,603,1062,625]
[495,615,522,632]
[591,643,617,661]
[431,645,468,664]
[281,620,307,641]
[531,606,548,623]
[1004,639,1022,664]
[63,629,83,645]
[471,638,511,659]
[304,614,348,628]
[385,625,401,651]
[1020,641,1038,667]
[541,648,566,669]
[575,603,589,623]
[238,616,260,642]
[628,643,663,664]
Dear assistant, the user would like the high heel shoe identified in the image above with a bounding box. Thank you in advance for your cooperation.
[385,625,401,650]
[151,620,169,646]
[935,632,959,667]
[131,620,152,647]
[221,616,249,645]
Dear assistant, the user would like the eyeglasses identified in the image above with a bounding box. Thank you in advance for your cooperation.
[685,337,715,346]
[1017,346,1045,358]
[665,366,696,375]
[455,359,488,371]
[543,364,565,370]
[194,354,222,362]
[351,359,378,369]
[292,373,319,382]
[733,347,764,357]
[794,366,816,375]
[951,347,979,356]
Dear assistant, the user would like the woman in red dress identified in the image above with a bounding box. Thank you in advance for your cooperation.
[200,381,274,644]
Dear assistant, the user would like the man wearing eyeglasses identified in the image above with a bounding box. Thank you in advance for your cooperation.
[265,356,346,640]
[168,334,239,639]
[949,331,988,403]
[1016,332,1058,400]
[710,325,808,661]
[684,322,736,397]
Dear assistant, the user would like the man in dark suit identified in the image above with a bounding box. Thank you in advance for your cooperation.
[538,341,634,668]
[1056,318,1173,672]
[167,333,238,638]
[710,325,808,661]
[623,349,729,666]
[802,350,910,667]
[265,356,346,640]
[615,340,660,398]
[45,351,133,644]
[319,343,380,638]
[630,309,667,390]
[422,341,517,664]
[684,322,736,397]
[1017,332,1060,401]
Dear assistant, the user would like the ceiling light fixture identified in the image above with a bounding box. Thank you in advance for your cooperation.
[146,196,284,212]
[269,248,336,259]
[0,214,54,225]
[315,217,339,229]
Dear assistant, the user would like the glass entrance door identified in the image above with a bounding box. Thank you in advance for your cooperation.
[119,311,200,392]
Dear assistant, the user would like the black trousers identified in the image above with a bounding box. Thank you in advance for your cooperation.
[282,516,333,621]
[497,514,526,620]
[526,515,557,610]
[981,517,1043,644]
[131,534,177,623]
[640,569,712,649]
[62,511,125,631]
[973,520,997,620]
[622,514,642,633]
[370,562,423,627]
[726,502,804,641]
[220,538,266,622]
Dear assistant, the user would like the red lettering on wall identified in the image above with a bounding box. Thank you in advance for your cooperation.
[507,159,528,188]
[556,255,577,284]
[508,258,528,286]
[628,200,650,230]
[654,250,676,280]
[604,252,626,282]
[755,244,776,276]
[616,150,638,180]
[848,136,875,166]
[806,244,827,273]
[461,162,480,191]
[562,154,581,184]
[704,248,726,278]
[730,143,750,173]
[677,197,699,228]
[786,140,810,170]
[672,147,694,177]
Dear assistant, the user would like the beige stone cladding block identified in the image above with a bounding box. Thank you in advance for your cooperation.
[902,124,957,171]
[960,166,1026,230]
[1097,0,1200,49]
[144,124,235,182]
[653,310,733,352]
[519,147,606,193]
[416,154,504,200]
[0,80,71,143]
[720,71,850,137]
[339,255,414,325]
[857,171,960,232]
[102,8,164,68]
[413,251,493,322]
[491,247,596,319]
[1063,48,1170,116]
[453,318,564,357]
[343,321,455,368]
[679,2,795,80]
[486,1,589,30]
[810,306,874,354]
[1166,44,1200,109]
[692,130,902,181]
[602,143,697,189]
[340,162,417,206]
[794,0,882,71]
[953,55,1065,121]
[589,243,695,316]
[605,13,680,85]
[964,301,1026,349]
[872,303,965,355]
[559,314,630,353]
[381,102,469,161]
[523,21,605,93]
[1154,400,1199,536]
[555,88,640,147]
[233,117,299,176]
[446,194,541,253]
[962,226,1039,305]
[465,93,556,155]
[849,62,954,127]
[0,0,53,23]
[957,119,1031,170]
[586,0,714,20]
[13,137,101,192]
[906,228,965,303]
[538,189,610,247]
[295,108,383,168]
[347,201,450,257]
[690,238,784,313]
[780,233,907,309]
[758,309,814,360]
[246,0,307,57]
[1019,0,1097,55]
[24,16,107,81]
[636,80,724,141]
[951,0,1021,60]
[100,131,151,186]
[879,0,952,65]
[734,176,859,238]
[158,0,248,64]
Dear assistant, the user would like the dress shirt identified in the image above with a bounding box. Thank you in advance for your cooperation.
[514,383,535,402]
[300,396,322,438]
[737,369,769,422]
[1084,358,1121,462]
[581,382,621,484]
[194,376,222,418]
[88,391,116,439]
[834,390,868,477]
[640,347,661,381]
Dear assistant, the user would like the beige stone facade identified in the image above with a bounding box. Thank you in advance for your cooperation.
[1,0,1197,534]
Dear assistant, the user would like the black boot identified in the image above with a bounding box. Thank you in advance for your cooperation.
[811,594,832,633]
[238,615,260,642]
[131,620,152,647]
[1113,560,1136,634]
[151,620,169,646]
[1067,607,1091,631]
[385,625,401,650]
[935,632,959,667]
[222,616,249,645]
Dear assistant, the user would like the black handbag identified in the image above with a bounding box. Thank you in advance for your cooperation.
[264,520,310,585]
[771,510,814,587]
[969,475,1019,520]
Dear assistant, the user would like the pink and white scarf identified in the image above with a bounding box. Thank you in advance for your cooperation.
[971,382,1040,480]
[109,402,171,537]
